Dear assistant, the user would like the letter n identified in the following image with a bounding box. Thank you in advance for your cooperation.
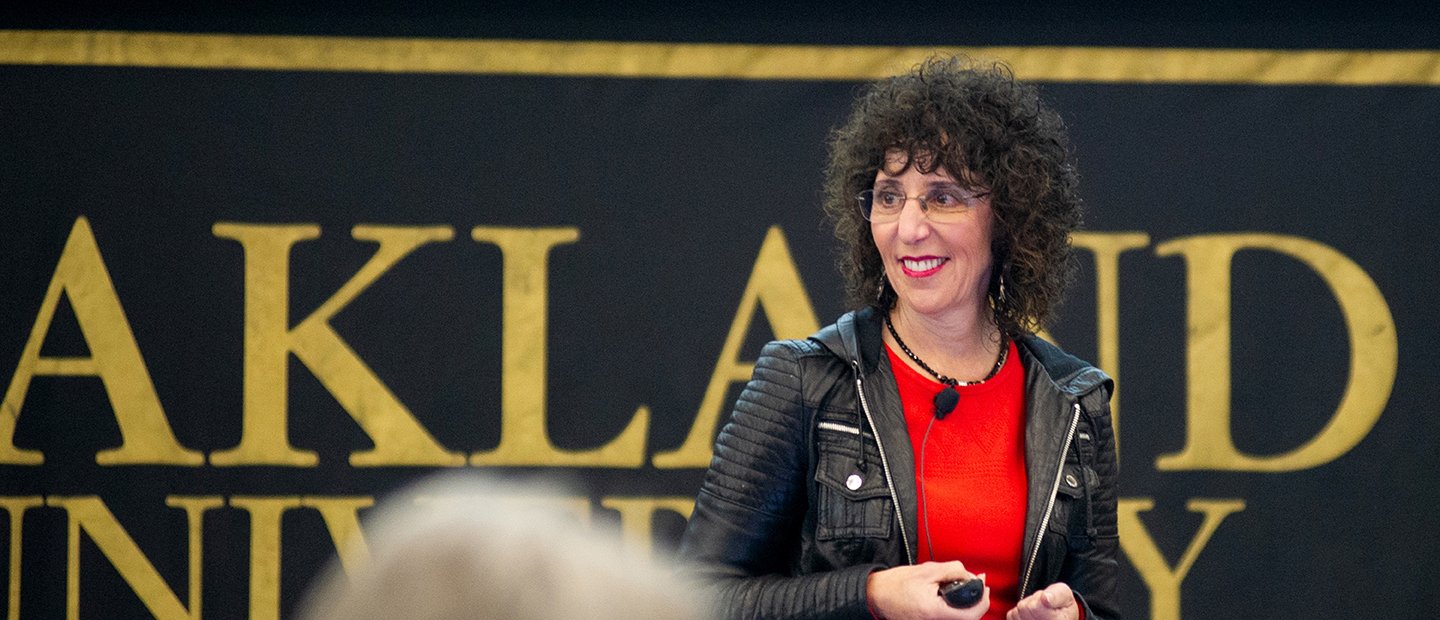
[49,495,223,620]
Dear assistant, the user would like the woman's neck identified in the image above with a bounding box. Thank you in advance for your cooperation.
[885,303,1004,383]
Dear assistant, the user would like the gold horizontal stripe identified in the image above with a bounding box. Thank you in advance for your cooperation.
[3,30,1440,85]
[34,358,97,375]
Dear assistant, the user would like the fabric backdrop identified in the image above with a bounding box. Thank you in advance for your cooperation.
[3,13,1438,618]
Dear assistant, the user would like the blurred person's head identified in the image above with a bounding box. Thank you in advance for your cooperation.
[297,474,706,620]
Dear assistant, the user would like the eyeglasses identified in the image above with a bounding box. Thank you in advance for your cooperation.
[856,187,991,223]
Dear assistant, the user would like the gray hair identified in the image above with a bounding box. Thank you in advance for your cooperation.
[297,474,707,620]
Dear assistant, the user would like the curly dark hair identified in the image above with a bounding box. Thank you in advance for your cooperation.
[822,55,1083,337]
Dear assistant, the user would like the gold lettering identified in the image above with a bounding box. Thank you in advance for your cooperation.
[1071,232,1151,458]
[230,495,373,620]
[600,496,694,558]
[49,495,223,620]
[654,226,820,468]
[210,224,464,467]
[229,496,300,620]
[469,227,650,466]
[1155,234,1397,471]
[1,217,202,466]
[1,496,43,620]
[168,497,215,620]
[304,496,373,572]
[1118,497,1245,620]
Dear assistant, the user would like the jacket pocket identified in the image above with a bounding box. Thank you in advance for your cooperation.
[814,431,894,541]
[1048,462,1098,552]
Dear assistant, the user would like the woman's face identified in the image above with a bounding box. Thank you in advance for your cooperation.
[870,150,994,322]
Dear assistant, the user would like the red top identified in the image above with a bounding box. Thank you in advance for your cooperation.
[886,338,1027,620]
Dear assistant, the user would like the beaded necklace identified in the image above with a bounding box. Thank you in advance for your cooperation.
[884,313,1008,418]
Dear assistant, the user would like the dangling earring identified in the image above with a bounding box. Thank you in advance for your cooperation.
[876,273,889,302]
[990,264,1009,309]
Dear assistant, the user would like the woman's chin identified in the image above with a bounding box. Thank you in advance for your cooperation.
[894,285,993,318]
[896,296,967,319]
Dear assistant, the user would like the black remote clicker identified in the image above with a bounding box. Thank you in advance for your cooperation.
[939,577,984,609]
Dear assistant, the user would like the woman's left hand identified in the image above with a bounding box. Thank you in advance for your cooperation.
[1006,582,1079,620]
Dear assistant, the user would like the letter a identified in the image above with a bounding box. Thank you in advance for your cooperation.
[1,217,202,465]
[654,226,820,468]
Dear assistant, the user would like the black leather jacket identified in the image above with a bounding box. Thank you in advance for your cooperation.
[679,307,1120,619]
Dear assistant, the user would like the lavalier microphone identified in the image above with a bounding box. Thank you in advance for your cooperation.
[933,384,959,419]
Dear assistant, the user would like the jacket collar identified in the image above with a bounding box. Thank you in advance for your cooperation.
[814,307,1110,398]
[1015,335,1111,398]
[812,306,884,374]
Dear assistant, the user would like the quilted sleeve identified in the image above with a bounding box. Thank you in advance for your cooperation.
[678,340,880,620]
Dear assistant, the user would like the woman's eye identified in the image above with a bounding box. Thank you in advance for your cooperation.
[877,191,905,207]
[930,191,963,207]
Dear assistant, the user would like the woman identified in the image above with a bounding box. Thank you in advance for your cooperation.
[679,56,1119,620]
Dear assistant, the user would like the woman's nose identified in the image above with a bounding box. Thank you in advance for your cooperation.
[895,197,932,241]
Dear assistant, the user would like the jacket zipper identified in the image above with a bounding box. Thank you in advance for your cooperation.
[852,360,915,565]
[1019,402,1082,595]
[817,421,862,435]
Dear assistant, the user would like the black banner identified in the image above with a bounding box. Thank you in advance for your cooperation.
[2,32,1438,619]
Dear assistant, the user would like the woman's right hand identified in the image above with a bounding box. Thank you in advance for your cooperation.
[866,562,991,620]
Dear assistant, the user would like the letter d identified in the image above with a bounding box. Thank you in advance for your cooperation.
[1156,233,1396,472]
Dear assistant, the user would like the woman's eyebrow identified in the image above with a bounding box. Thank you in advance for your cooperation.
[928,180,988,193]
